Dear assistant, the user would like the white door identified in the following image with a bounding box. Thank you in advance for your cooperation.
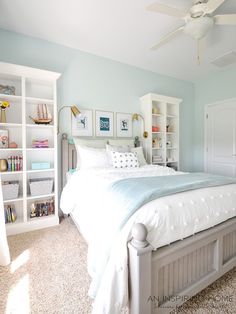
[205,99,236,176]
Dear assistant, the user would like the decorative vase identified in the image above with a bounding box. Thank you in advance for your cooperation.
[0,109,6,123]
[0,159,8,172]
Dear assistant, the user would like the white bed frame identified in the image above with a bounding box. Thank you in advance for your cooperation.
[61,133,236,313]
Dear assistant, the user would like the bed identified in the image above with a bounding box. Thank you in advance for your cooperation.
[60,133,236,314]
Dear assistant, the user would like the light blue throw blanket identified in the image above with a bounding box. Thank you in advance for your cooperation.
[90,172,236,298]
[107,172,236,230]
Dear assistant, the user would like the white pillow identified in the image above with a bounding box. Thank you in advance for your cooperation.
[73,138,107,169]
[130,147,147,166]
[76,145,109,170]
[111,151,139,169]
[106,144,131,165]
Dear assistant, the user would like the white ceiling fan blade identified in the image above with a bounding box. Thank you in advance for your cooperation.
[205,0,226,14]
[151,26,184,50]
[147,3,186,19]
[214,14,236,25]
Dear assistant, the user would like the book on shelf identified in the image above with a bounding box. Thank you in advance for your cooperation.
[152,155,163,163]
[32,139,49,148]
[5,205,17,223]
[30,198,54,218]
[7,155,23,171]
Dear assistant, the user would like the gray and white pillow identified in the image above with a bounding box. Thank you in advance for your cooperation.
[106,144,131,165]
[111,151,139,168]
[130,147,147,166]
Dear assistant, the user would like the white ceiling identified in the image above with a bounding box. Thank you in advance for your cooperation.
[0,0,236,82]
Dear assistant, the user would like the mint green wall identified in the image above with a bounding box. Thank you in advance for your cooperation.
[0,29,195,171]
[194,65,236,171]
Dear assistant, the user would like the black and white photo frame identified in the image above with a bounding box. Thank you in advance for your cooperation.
[116,112,133,138]
[71,109,93,137]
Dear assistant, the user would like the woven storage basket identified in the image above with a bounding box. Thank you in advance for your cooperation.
[2,181,19,200]
[29,178,53,196]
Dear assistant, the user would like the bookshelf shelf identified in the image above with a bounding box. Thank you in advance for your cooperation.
[152,132,164,134]
[3,196,23,203]
[26,124,54,129]
[152,114,163,117]
[1,171,23,175]
[0,148,22,151]
[0,94,22,102]
[27,214,56,223]
[6,219,24,228]
[26,148,54,151]
[27,193,55,200]
[26,96,54,104]
[27,168,54,173]
[0,123,22,128]
[0,61,60,235]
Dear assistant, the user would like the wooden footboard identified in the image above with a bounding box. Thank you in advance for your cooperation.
[128,217,236,314]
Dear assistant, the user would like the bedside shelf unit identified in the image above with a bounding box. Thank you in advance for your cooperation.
[140,93,182,170]
[0,62,60,235]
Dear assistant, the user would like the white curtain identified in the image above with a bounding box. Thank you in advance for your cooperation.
[0,177,10,266]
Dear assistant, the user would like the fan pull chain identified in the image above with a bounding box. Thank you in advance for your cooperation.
[197,40,200,65]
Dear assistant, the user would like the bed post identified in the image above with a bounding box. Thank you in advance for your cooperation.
[62,133,69,188]
[128,223,153,314]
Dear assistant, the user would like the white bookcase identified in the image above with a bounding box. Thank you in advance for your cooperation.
[140,93,182,170]
[0,62,60,235]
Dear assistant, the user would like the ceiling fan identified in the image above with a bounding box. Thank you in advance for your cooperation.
[148,0,236,61]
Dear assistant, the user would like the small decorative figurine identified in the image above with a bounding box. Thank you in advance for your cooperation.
[153,137,162,148]
[30,203,37,218]
[9,142,18,148]
[29,104,52,125]
[134,136,140,147]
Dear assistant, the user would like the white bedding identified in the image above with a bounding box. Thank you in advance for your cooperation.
[60,165,236,314]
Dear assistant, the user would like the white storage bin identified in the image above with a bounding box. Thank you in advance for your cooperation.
[29,178,53,196]
[2,181,19,200]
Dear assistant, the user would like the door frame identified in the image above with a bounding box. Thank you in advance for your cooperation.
[204,97,236,172]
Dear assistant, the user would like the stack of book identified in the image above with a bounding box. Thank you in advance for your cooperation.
[7,156,23,171]
[5,205,17,223]
[152,155,163,164]
[32,139,49,148]
[30,198,54,218]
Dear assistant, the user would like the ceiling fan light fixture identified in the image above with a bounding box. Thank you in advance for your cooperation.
[183,16,214,39]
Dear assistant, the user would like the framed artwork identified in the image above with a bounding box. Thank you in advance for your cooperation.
[71,109,93,137]
[116,112,133,137]
[95,110,114,137]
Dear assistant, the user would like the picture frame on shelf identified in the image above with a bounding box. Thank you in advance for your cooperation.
[95,110,114,137]
[116,112,133,138]
[71,109,93,137]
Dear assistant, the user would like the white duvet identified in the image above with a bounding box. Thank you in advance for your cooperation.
[60,165,236,314]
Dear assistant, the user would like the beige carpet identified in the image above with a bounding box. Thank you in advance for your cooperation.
[0,218,235,314]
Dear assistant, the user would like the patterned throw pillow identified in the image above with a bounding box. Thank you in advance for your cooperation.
[111,151,139,168]
[106,144,131,165]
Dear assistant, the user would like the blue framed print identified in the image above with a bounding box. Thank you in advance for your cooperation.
[95,110,114,137]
